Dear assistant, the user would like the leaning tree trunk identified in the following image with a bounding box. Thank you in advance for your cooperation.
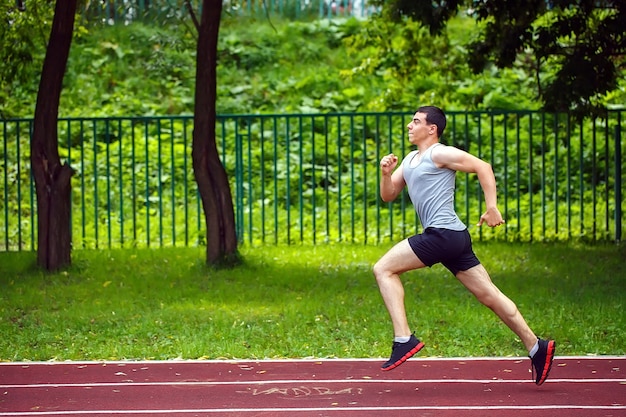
[30,0,77,271]
[192,0,238,264]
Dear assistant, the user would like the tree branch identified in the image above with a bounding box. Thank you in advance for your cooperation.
[262,0,277,33]
[185,0,200,32]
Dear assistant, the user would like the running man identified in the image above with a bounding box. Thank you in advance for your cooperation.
[373,105,555,385]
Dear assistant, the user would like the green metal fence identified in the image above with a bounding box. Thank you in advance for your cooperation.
[1,110,624,251]
[82,0,374,25]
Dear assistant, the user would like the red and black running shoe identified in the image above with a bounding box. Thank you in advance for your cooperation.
[381,334,424,371]
[530,338,556,385]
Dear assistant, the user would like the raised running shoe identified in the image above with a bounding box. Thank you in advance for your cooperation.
[381,334,424,371]
[530,338,556,385]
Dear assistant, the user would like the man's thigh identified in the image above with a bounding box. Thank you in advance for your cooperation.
[376,239,427,275]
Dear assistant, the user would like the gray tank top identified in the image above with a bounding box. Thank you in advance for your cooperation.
[402,144,466,231]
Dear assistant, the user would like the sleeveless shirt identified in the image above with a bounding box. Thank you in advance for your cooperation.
[402,143,466,231]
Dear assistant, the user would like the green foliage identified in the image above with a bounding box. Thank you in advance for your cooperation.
[367,0,626,115]
[3,7,625,118]
[0,1,53,118]
[61,22,197,117]
[470,0,626,115]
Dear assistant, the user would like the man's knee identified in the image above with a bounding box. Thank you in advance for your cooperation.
[475,291,498,309]
[372,260,385,280]
[373,259,394,284]
[478,290,517,318]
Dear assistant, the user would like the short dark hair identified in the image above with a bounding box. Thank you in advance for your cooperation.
[417,106,446,138]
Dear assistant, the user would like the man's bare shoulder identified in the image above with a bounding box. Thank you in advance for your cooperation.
[431,143,466,163]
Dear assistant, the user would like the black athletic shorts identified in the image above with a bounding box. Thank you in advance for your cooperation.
[407,227,480,275]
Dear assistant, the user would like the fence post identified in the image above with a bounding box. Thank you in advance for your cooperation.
[615,124,622,243]
[235,132,244,243]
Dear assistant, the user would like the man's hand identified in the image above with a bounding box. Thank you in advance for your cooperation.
[477,207,505,227]
[380,154,398,176]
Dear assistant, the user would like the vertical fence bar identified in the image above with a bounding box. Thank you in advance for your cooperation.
[298,116,304,243]
[604,118,609,234]
[349,114,355,242]
[541,113,546,240]
[273,116,278,244]
[105,119,112,248]
[515,113,521,236]
[2,121,7,250]
[553,114,559,237]
[92,120,99,248]
[592,118,597,240]
[260,116,266,244]
[361,113,368,244]
[131,118,137,245]
[79,120,85,247]
[66,120,73,247]
[183,118,189,246]
[310,115,316,244]
[374,114,381,244]
[615,122,622,243]
[476,113,483,241]
[28,121,36,251]
[246,118,253,245]
[285,118,291,244]
[324,115,330,242]
[579,119,584,237]
[16,121,22,250]
[503,114,508,240]
[28,120,39,251]
[144,119,150,247]
[157,119,163,247]
[170,117,176,246]
[234,121,243,242]
[528,113,533,242]
[337,115,342,242]
[118,119,124,247]
[566,114,571,238]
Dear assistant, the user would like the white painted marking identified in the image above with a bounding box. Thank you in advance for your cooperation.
[2,357,623,416]
[1,377,625,389]
[1,405,626,416]
[0,355,624,366]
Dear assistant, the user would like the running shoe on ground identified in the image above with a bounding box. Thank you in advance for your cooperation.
[530,338,556,385]
[381,334,424,371]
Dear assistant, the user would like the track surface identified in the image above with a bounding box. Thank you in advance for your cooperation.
[1,356,625,416]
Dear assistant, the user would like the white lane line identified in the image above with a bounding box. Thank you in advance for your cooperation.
[1,378,624,389]
[1,405,626,416]
[0,355,624,366]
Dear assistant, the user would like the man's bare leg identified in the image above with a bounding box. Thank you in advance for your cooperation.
[373,239,428,370]
[455,264,537,351]
[372,239,427,337]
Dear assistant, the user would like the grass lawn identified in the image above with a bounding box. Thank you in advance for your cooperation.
[1,242,624,362]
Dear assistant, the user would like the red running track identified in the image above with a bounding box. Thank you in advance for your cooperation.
[1,356,625,417]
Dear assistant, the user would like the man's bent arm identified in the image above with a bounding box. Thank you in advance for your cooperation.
[433,146,504,227]
[379,153,404,202]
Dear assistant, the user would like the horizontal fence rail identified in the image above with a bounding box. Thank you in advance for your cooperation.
[1,110,624,251]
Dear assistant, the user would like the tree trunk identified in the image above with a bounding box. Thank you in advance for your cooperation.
[30,0,77,271]
[192,0,238,265]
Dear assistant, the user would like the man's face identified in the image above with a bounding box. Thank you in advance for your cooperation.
[406,112,435,145]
